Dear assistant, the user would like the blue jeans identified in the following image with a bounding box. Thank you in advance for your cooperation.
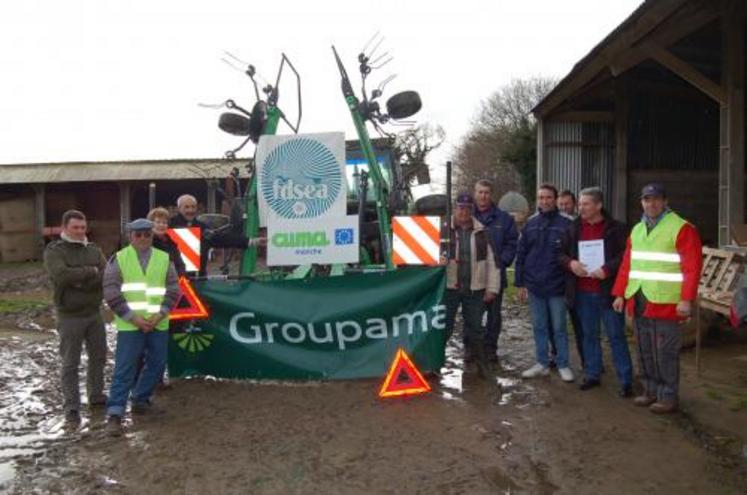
[528,293,569,368]
[106,330,169,417]
[575,291,633,387]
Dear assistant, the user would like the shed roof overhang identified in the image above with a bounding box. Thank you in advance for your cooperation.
[533,0,723,117]
[0,159,251,185]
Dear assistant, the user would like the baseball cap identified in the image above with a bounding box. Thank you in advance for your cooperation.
[640,183,666,199]
[455,191,474,207]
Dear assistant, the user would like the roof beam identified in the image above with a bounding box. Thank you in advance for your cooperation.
[608,2,721,77]
[644,42,726,103]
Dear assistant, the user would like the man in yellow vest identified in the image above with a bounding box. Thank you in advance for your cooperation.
[103,218,180,435]
[612,184,702,414]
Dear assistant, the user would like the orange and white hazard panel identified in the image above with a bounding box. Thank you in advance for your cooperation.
[392,216,440,266]
[166,227,201,272]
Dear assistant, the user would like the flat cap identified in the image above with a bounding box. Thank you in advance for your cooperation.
[127,218,154,231]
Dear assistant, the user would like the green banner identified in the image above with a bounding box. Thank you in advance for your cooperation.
[168,267,447,380]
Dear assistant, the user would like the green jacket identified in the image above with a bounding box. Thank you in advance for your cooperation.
[44,239,106,317]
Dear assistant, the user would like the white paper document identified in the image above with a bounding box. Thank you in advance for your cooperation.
[578,240,605,274]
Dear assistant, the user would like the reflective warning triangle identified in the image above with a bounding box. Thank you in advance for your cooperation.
[169,276,209,321]
[378,348,431,398]
[167,227,202,272]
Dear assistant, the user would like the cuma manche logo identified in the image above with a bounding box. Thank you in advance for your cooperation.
[261,137,342,219]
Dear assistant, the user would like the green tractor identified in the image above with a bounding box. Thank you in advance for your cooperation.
[213,40,424,277]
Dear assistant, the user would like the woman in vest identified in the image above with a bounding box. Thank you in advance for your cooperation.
[612,184,702,414]
[102,218,181,435]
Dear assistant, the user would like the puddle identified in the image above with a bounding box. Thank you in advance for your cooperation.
[0,329,89,489]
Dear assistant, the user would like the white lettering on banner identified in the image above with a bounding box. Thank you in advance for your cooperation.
[392,311,428,336]
[365,319,388,339]
[230,313,262,344]
[308,323,334,344]
[631,251,681,262]
[227,305,447,350]
[628,270,684,282]
[335,321,362,350]
[431,305,446,330]
[282,322,306,343]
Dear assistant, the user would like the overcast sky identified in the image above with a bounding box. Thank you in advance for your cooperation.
[1,0,641,190]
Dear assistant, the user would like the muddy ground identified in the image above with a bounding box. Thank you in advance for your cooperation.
[1,263,746,494]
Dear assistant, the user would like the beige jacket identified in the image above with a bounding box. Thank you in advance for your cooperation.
[445,217,500,294]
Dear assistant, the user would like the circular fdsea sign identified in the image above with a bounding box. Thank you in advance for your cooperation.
[260,137,342,219]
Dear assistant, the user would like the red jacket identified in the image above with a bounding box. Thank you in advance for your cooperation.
[611,222,702,320]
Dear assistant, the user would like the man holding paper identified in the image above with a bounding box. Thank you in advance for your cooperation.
[559,187,633,396]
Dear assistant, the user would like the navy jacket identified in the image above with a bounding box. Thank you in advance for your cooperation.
[514,208,572,297]
[473,203,518,288]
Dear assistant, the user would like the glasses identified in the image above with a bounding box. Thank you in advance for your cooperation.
[133,231,153,238]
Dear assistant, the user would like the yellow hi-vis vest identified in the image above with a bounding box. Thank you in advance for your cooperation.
[624,211,687,304]
[113,245,170,331]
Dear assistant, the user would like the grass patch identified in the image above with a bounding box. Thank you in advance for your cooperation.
[0,299,49,314]
[705,388,725,401]
[729,397,747,412]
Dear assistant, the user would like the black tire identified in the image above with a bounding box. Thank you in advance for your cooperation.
[218,112,252,136]
[248,101,268,142]
[415,194,447,216]
[386,91,422,120]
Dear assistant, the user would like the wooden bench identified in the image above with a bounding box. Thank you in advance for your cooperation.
[695,246,745,372]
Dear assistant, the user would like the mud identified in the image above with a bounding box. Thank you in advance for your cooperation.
[1,294,746,493]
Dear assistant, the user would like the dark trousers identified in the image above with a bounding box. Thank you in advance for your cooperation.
[634,295,681,402]
[569,306,583,364]
[483,289,504,352]
[57,312,107,412]
[444,289,486,343]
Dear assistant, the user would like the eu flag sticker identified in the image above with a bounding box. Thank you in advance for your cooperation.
[334,228,354,245]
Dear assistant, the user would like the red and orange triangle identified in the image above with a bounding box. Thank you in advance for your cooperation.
[378,348,431,398]
[169,276,209,321]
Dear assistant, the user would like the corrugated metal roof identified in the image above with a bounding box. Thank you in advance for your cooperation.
[0,158,251,184]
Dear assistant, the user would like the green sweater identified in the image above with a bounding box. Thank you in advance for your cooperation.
[43,239,107,317]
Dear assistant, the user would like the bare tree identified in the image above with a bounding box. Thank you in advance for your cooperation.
[452,77,557,198]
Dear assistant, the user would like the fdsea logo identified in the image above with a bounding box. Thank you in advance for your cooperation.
[260,137,342,219]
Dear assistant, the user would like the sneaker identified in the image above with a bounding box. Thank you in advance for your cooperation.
[633,395,657,407]
[649,401,678,414]
[579,378,600,391]
[522,363,550,378]
[558,367,575,382]
[618,385,633,398]
[106,415,123,437]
